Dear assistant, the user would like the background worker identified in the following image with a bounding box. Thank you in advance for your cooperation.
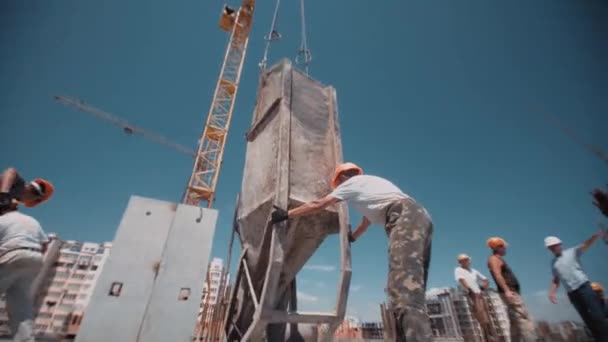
[0,167,54,215]
[545,231,608,340]
[0,195,49,341]
[590,282,608,318]
[486,237,537,342]
[271,162,433,341]
[454,254,496,342]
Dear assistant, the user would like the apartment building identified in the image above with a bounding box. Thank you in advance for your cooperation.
[0,234,111,339]
[35,239,112,338]
[426,288,464,341]
[424,287,510,342]
[194,258,230,341]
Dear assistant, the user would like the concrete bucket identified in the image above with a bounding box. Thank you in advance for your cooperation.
[223,59,351,341]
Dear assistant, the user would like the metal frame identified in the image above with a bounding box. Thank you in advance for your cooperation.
[184,0,256,207]
[223,94,351,340]
[224,216,351,342]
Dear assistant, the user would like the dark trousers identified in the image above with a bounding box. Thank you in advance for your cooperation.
[568,282,608,341]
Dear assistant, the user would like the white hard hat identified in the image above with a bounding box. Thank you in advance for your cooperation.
[544,236,562,248]
[457,254,470,261]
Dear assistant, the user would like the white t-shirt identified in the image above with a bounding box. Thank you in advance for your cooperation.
[454,266,487,294]
[328,175,410,224]
[0,211,48,251]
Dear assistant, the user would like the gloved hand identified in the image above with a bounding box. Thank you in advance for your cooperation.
[348,231,356,243]
[592,187,608,217]
[271,206,288,224]
[0,192,13,212]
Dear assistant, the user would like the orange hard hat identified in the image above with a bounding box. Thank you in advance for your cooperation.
[487,237,508,250]
[591,282,604,293]
[331,162,363,189]
[23,178,54,207]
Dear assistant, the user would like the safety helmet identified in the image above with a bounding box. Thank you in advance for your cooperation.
[23,178,54,207]
[457,254,470,261]
[487,237,508,250]
[544,236,562,248]
[331,162,363,189]
[591,282,604,294]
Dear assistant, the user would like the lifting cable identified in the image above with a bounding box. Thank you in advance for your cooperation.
[295,0,312,74]
[259,0,282,70]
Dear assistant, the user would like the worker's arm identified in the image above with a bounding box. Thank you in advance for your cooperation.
[577,228,605,254]
[287,195,341,218]
[350,216,371,241]
[458,278,472,293]
[488,256,514,299]
[549,275,560,304]
[0,167,18,193]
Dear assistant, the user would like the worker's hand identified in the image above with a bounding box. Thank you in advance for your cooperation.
[592,187,608,217]
[504,289,515,303]
[0,192,12,212]
[549,291,557,304]
[347,231,356,243]
[271,206,288,224]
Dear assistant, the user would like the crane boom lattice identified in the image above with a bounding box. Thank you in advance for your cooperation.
[184,0,256,207]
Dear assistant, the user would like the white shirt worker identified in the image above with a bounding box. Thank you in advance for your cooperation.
[0,211,47,341]
[455,266,488,294]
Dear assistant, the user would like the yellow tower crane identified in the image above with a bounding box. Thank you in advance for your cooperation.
[185,0,256,207]
[57,1,256,209]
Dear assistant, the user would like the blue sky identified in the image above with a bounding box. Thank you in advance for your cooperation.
[1,0,606,323]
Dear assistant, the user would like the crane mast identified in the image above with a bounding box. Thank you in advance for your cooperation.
[184,0,256,207]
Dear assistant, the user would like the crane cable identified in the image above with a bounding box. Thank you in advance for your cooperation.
[295,0,312,74]
[259,0,282,70]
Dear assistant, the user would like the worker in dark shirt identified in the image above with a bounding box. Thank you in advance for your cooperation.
[0,167,54,214]
[487,237,537,342]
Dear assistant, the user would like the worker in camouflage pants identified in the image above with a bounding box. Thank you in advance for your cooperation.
[384,199,433,341]
[271,162,433,341]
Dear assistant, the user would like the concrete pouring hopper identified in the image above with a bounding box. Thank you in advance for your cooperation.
[223,59,351,341]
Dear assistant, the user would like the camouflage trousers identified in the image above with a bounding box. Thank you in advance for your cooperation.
[384,199,433,342]
[500,292,537,342]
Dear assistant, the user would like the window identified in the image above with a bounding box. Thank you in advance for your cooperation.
[83,284,91,290]
[85,274,95,280]
[67,284,81,291]
[50,281,64,288]
[71,274,85,280]
[79,294,88,299]
[38,313,52,319]
[55,272,69,279]
[57,304,72,311]
[47,291,61,298]
[54,314,67,321]
[63,294,77,301]
[61,253,77,261]
[35,324,48,331]
[91,265,98,271]
[427,303,442,315]
[97,248,105,254]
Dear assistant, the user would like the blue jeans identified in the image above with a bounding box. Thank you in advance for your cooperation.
[568,282,608,341]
